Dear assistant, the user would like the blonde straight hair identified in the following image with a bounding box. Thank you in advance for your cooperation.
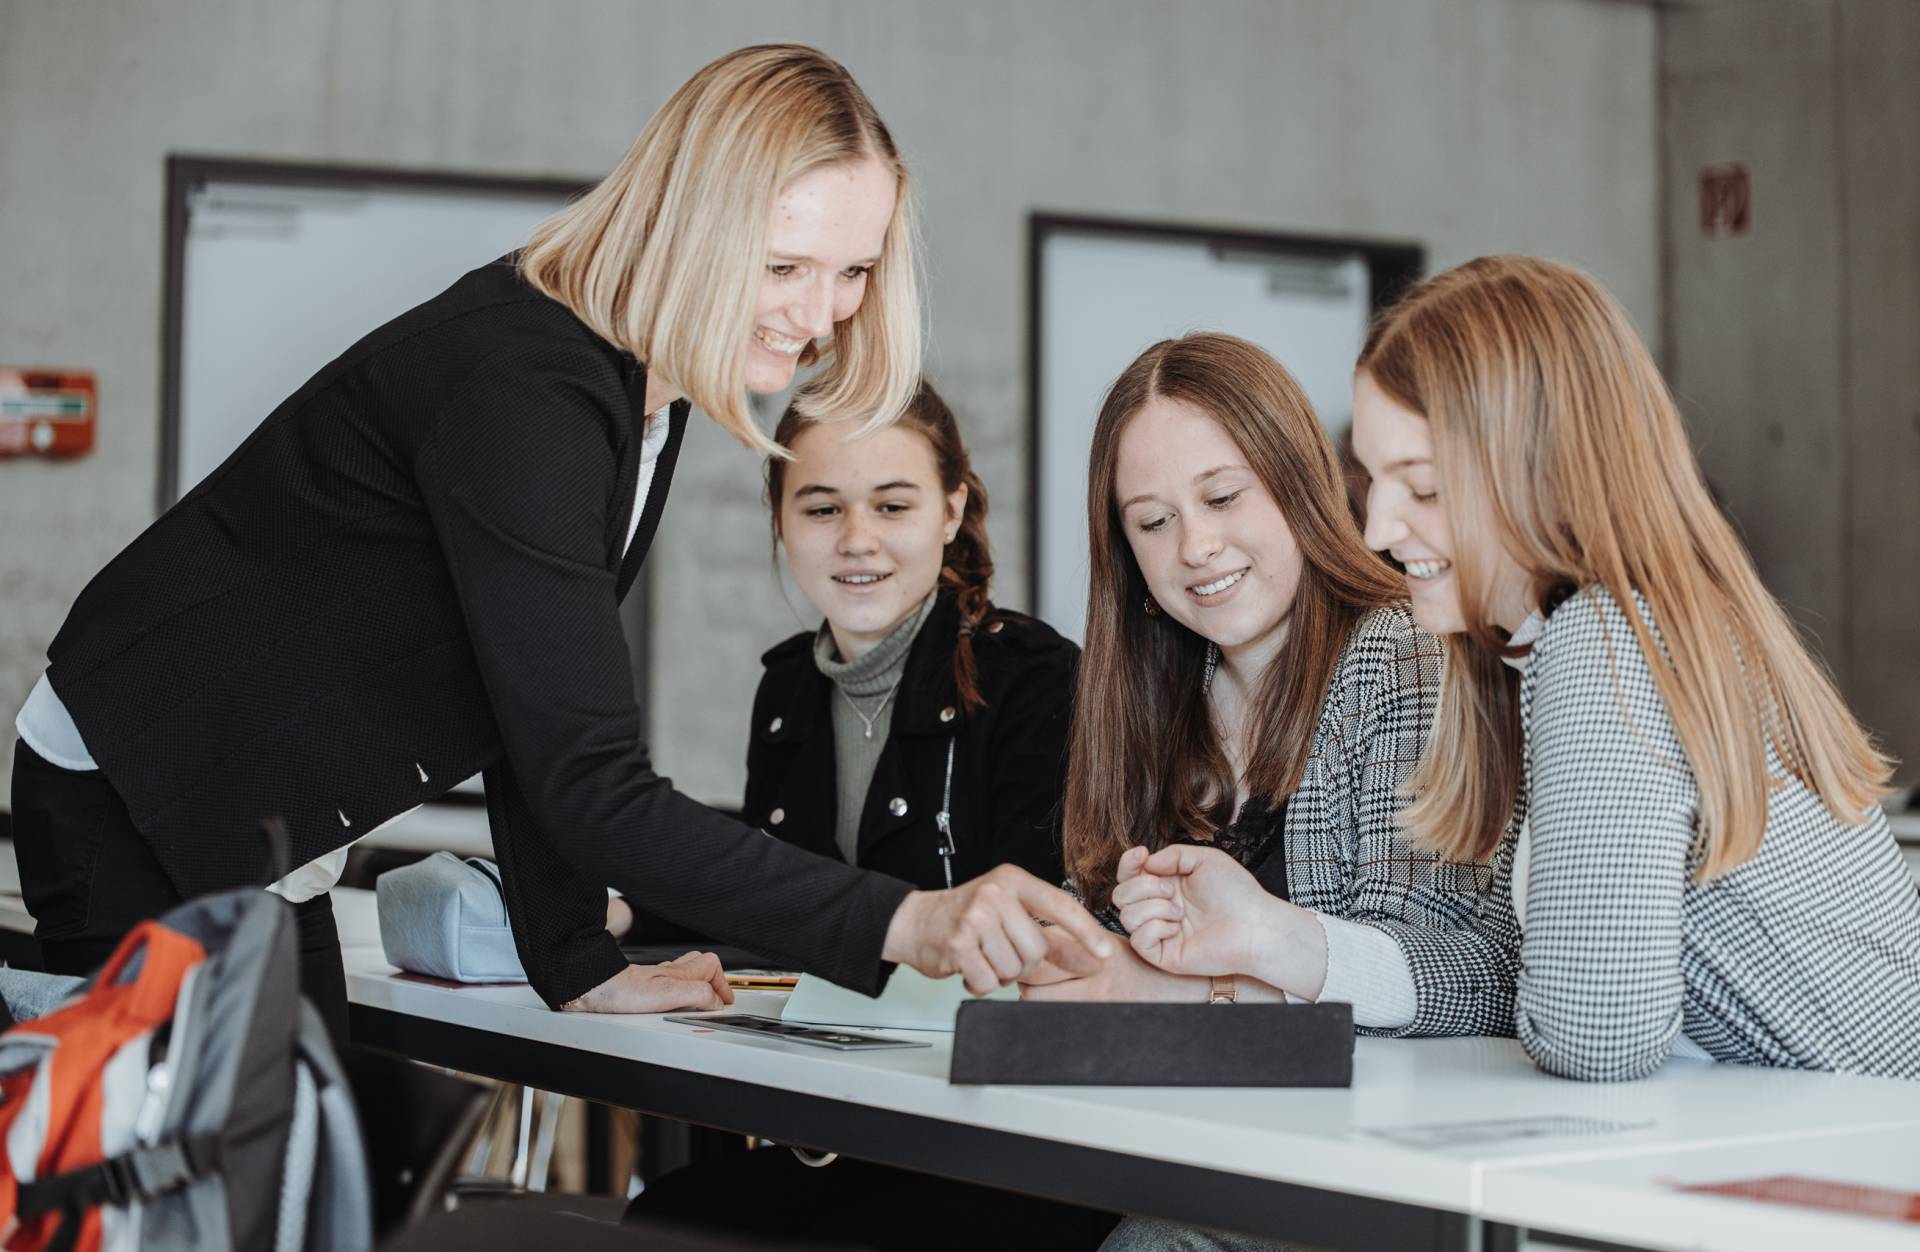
[520,44,921,457]
[1359,256,1894,879]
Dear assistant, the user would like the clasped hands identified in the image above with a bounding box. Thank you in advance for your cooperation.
[1022,842,1293,1002]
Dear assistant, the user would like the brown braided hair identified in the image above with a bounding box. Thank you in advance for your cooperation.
[768,380,996,712]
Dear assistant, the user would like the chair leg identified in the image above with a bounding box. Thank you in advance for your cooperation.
[509,1085,536,1189]
[527,1090,566,1192]
[466,1084,512,1179]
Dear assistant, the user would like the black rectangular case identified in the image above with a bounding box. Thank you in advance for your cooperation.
[949,1001,1354,1087]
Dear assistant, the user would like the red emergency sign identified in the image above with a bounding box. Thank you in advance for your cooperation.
[0,369,96,458]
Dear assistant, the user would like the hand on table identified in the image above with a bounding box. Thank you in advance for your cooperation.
[561,950,735,1014]
[1019,939,1206,1002]
[1110,844,1275,978]
[882,863,1116,995]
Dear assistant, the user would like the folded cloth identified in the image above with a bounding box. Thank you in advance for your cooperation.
[375,853,527,984]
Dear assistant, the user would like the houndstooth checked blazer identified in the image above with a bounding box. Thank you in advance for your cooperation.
[1512,587,1920,1081]
[1282,605,1520,1038]
[1078,605,1523,1038]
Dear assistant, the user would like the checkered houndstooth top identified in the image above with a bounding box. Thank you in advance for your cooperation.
[1281,605,1521,1038]
[1076,605,1524,1038]
[1512,588,1920,1081]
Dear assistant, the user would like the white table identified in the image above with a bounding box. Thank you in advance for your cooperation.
[346,939,1471,1248]
[334,896,1920,1252]
[1481,1126,1920,1252]
[353,802,494,860]
[6,873,1916,1250]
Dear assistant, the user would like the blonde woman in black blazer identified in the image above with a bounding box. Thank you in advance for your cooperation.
[10,45,1111,1038]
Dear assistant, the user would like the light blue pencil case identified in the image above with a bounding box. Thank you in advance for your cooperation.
[375,852,526,983]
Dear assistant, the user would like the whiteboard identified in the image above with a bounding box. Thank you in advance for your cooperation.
[163,160,587,799]
[173,174,575,498]
[1031,220,1419,643]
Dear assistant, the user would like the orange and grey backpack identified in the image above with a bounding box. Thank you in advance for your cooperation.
[0,890,371,1251]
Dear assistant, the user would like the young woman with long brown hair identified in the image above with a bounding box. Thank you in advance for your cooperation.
[1030,332,1518,1038]
[1125,257,1920,1084]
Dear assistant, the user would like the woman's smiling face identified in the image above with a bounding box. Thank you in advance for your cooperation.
[745,156,896,396]
[1112,396,1304,667]
[1352,369,1533,635]
[777,421,964,659]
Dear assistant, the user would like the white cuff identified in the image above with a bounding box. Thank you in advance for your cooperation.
[1310,912,1417,1029]
[16,671,99,771]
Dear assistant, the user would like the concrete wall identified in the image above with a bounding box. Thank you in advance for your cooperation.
[0,0,1659,804]
[1662,0,1920,788]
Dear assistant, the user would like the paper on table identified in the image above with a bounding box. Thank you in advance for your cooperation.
[1361,1115,1654,1148]
[1669,1176,1920,1223]
[780,967,1018,1032]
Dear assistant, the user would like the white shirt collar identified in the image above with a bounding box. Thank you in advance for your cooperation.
[1502,610,1547,674]
[639,404,672,465]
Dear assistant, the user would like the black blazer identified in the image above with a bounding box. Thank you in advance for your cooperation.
[744,595,1077,890]
[44,257,912,1008]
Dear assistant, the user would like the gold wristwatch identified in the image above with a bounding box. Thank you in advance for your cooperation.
[1208,975,1237,1005]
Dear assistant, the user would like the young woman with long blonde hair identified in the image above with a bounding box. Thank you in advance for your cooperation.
[1031,333,1518,1039]
[10,44,1111,1038]
[1124,257,1919,1084]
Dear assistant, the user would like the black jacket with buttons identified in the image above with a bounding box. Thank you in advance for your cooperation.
[38,257,913,1009]
[744,594,1078,890]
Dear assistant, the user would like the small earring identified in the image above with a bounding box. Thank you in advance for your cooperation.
[1143,594,1161,617]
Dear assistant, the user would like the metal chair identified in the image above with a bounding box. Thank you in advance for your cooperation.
[344,1046,492,1241]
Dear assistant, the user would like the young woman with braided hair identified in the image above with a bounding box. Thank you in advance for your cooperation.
[744,380,1078,889]
[627,382,1116,1250]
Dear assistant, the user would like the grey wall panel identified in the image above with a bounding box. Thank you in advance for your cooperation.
[1664,0,1919,787]
[0,0,1659,805]
[1661,1,1848,677]
[1839,1,1920,784]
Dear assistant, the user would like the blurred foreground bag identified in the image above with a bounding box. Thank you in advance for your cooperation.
[0,891,372,1251]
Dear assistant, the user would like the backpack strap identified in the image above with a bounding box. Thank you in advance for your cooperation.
[15,1133,224,1217]
[292,1002,374,1252]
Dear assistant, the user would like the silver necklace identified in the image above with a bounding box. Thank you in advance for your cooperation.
[839,675,905,741]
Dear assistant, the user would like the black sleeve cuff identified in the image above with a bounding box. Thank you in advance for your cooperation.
[528,929,630,1011]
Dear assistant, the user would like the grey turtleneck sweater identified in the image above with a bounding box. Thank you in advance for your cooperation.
[813,591,940,864]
